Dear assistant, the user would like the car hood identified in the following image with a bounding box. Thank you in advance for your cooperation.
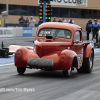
[34,40,72,57]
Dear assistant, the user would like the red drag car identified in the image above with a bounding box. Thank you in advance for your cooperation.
[15,22,94,77]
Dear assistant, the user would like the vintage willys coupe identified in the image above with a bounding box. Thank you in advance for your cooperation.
[15,22,94,77]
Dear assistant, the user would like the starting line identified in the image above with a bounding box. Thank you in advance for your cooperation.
[0,48,100,65]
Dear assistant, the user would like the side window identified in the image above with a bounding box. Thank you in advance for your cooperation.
[74,31,81,41]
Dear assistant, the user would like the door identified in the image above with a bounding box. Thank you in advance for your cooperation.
[73,31,83,68]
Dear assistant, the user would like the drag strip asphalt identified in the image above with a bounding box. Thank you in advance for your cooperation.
[0,51,99,100]
[0,34,100,100]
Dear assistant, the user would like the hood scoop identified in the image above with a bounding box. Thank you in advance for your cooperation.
[45,35,53,42]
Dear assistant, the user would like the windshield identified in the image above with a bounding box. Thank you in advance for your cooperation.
[38,28,72,39]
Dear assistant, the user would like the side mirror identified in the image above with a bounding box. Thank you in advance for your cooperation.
[33,41,34,43]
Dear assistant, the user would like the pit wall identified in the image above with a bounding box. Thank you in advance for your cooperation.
[0,27,37,38]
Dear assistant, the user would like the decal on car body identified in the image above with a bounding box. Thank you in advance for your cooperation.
[78,56,83,67]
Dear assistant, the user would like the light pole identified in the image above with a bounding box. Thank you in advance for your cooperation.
[43,0,46,23]
[6,0,8,23]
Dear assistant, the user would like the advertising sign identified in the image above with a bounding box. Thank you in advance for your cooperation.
[23,28,32,37]
[0,28,13,37]
[38,0,88,7]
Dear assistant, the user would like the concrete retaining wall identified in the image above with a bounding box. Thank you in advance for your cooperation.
[0,27,37,38]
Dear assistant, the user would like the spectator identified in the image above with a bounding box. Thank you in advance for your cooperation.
[25,17,29,24]
[86,18,92,40]
[58,18,62,22]
[29,16,35,28]
[0,17,1,27]
[52,17,57,22]
[25,17,29,27]
[38,19,43,25]
[18,15,25,24]
[62,18,67,23]
[68,18,74,24]
[91,19,99,43]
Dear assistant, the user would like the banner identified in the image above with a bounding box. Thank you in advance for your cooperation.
[38,0,88,7]
[23,28,32,37]
[0,28,13,37]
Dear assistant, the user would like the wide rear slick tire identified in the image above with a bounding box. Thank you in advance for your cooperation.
[77,50,94,73]
[17,67,26,75]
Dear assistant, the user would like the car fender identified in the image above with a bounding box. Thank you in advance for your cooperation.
[15,46,39,67]
[60,49,78,70]
[83,44,94,58]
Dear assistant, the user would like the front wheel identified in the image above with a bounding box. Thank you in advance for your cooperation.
[63,63,73,77]
[17,67,26,75]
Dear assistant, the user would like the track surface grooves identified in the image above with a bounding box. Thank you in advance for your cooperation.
[0,53,99,100]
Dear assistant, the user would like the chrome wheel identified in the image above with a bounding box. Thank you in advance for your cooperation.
[89,54,93,69]
[63,63,73,77]
[67,67,72,76]
[89,51,93,71]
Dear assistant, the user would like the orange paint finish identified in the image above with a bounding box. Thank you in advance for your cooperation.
[34,42,72,57]
[36,22,81,42]
[15,47,39,67]
[41,50,77,70]
[60,49,78,70]
[83,44,93,58]
[15,22,93,71]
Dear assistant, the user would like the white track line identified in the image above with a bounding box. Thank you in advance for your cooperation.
[0,63,14,66]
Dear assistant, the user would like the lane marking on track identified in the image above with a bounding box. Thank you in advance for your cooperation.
[0,63,14,66]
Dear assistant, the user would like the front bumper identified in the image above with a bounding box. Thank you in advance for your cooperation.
[27,58,53,67]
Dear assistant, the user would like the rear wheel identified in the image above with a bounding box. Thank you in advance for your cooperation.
[77,50,94,73]
[17,67,26,75]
